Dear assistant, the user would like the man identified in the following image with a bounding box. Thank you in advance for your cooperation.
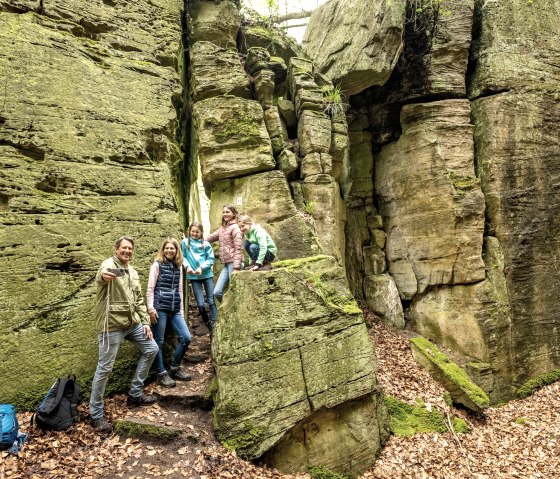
[238,215,277,271]
[89,236,158,433]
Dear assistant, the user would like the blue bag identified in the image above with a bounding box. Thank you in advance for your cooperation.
[0,404,18,451]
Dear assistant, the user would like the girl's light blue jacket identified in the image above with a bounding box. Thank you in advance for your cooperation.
[181,237,215,281]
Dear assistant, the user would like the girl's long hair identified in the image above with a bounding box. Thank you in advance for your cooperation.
[184,222,204,250]
[222,204,239,226]
[155,237,183,267]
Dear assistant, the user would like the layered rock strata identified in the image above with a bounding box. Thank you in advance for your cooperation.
[213,256,388,477]
[0,2,184,405]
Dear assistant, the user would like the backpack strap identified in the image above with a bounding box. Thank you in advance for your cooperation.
[68,378,81,407]
[39,378,69,415]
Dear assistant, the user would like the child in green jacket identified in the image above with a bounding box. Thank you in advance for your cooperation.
[238,215,277,271]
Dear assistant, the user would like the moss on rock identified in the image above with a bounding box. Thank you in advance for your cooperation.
[516,369,560,398]
[114,418,179,440]
[410,337,490,411]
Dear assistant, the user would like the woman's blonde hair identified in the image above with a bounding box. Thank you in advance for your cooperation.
[155,237,183,267]
[238,215,253,225]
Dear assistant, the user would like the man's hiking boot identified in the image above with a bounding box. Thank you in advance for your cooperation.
[157,371,176,388]
[170,366,192,381]
[91,417,112,434]
[127,393,157,407]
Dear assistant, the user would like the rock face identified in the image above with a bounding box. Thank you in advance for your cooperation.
[375,100,486,300]
[213,256,388,476]
[303,0,406,96]
[192,96,275,184]
[0,3,184,405]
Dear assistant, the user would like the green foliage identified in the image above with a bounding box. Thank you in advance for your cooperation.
[303,200,315,215]
[385,396,447,436]
[321,85,347,117]
[443,391,453,406]
[514,417,530,425]
[407,0,452,31]
[308,465,349,479]
[411,337,490,410]
[516,369,560,398]
[385,396,468,436]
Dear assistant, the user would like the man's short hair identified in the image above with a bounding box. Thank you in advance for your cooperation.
[115,236,135,249]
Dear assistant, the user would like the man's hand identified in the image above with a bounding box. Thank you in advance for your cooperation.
[195,267,202,276]
[143,324,153,340]
[149,310,158,324]
[102,270,117,282]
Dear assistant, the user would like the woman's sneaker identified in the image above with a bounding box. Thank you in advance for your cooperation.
[157,371,176,388]
[169,366,192,381]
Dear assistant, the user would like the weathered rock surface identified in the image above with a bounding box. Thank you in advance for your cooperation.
[410,337,490,412]
[363,0,474,147]
[189,41,251,102]
[213,256,387,476]
[472,91,560,389]
[303,0,405,96]
[239,25,304,66]
[188,0,240,49]
[209,171,321,261]
[410,237,514,400]
[468,0,560,99]
[302,175,346,266]
[364,275,404,329]
[1,0,184,67]
[0,6,183,405]
[375,100,486,299]
[192,96,275,185]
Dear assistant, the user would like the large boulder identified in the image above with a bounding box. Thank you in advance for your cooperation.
[192,96,275,185]
[188,0,240,48]
[0,8,183,406]
[239,25,304,67]
[189,41,251,102]
[213,256,388,476]
[303,0,406,96]
[374,100,486,299]
[472,91,560,390]
[468,0,560,98]
[209,171,321,261]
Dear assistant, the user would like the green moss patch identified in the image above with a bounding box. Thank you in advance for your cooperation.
[447,171,480,196]
[274,256,362,315]
[220,425,266,453]
[517,369,560,398]
[206,111,261,144]
[411,337,490,411]
[385,397,468,436]
[308,465,349,479]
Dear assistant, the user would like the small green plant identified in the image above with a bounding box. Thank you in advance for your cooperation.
[515,417,530,425]
[308,465,349,479]
[408,0,452,32]
[321,85,347,117]
[303,200,315,215]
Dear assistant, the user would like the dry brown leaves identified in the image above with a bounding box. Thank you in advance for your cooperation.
[2,315,559,479]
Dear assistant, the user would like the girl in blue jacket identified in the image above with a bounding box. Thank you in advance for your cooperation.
[181,222,217,329]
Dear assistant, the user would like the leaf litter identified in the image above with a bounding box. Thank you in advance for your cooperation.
[1,310,559,478]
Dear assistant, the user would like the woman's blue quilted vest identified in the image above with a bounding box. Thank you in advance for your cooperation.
[154,261,181,312]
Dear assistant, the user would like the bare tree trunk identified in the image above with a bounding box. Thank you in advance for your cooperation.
[272,9,314,23]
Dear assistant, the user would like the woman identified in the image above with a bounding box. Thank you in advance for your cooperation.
[146,238,192,387]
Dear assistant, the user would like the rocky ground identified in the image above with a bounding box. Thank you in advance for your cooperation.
[2,307,559,479]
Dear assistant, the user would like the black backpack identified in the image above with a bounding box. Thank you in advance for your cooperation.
[33,376,81,431]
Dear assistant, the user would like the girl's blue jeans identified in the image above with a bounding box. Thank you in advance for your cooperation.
[151,309,191,374]
[191,277,217,326]
[214,263,233,303]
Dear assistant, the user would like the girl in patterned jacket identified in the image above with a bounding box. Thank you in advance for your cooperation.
[206,204,243,303]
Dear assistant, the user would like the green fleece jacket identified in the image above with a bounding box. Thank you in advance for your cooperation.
[94,255,150,333]
[244,223,277,265]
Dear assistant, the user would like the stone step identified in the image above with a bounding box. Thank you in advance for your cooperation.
[114,417,181,441]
